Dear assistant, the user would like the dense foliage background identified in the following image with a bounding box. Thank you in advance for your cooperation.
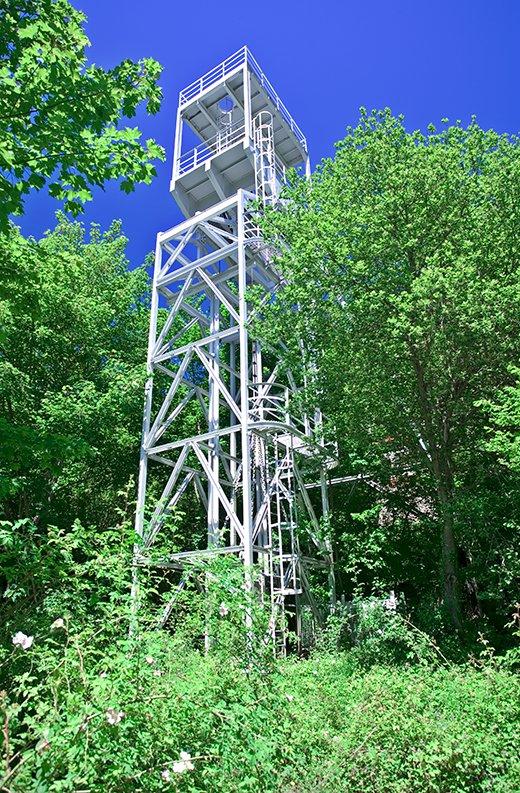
[0,2,519,791]
[259,109,520,647]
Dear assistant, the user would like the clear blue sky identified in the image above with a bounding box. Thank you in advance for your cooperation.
[19,0,520,268]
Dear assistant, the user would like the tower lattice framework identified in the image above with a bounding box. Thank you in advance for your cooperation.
[134,47,335,651]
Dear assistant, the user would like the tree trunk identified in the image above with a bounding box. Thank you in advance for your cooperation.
[437,483,462,629]
[409,345,463,629]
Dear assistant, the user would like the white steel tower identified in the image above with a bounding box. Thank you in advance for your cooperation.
[134,47,335,651]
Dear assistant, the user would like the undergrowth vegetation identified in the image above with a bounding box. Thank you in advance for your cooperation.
[1,514,519,792]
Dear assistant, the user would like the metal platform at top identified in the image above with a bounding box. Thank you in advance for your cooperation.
[170,46,310,216]
[178,47,307,150]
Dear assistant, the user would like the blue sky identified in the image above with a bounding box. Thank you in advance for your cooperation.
[19,0,520,267]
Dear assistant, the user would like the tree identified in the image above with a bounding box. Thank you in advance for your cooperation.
[0,0,164,230]
[259,110,520,629]
[0,214,207,537]
[0,216,151,527]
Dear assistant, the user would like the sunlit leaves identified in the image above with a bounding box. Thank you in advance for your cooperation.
[260,110,520,628]
[0,0,165,228]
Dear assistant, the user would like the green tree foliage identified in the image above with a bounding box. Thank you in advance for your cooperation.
[481,367,520,472]
[0,0,164,229]
[0,213,207,542]
[259,110,520,633]
[477,372,520,617]
[0,216,150,527]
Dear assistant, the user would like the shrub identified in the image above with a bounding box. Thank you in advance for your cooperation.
[1,516,519,792]
[2,626,519,791]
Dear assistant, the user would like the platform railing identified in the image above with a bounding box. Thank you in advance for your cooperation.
[178,46,307,152]
[248,382,316,440]
[176,125,287,188]
[179,48,245,105]
[246,49,307,152]
[177,120,246,176]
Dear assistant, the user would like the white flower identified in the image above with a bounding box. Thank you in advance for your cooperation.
[172,751,195,773]
[51,618,66,630]
[161,769,171,782]
[285,693,294,702]
[219,602,229,617]
[153,669,163,677]
[105,708,125,726]
[99,672,108,679]
[12,631,34,650]
[383,590,397,612]
[36,737,50,753]
[145,655,155,665]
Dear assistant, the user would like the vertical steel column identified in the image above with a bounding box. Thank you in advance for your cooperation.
[229,338,237,546]
[237,192,253,574]
[252,341,269,597]
[252,340,264,526]
[208,294,220,546]
[173,105,183,180]
[305,154,311,180]
[132,237,162,622]
[243,58,251,142]
[134,237,161,540]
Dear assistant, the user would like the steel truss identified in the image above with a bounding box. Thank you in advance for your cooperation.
[134,50,335,653]
[134,192,334,649]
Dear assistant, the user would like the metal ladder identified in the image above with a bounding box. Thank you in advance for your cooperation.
[265,436,303,653]
[253,111,277,206]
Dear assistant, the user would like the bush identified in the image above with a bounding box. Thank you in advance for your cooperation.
[2,628,519,791]
[275,657,520,793]
[1,516,519,792]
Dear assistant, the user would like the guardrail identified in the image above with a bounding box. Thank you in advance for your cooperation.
[177,121,245,176]
[246,49,307,152]
[178,46,307,152]
[249,382,314,440]
[179,48,245,105]
[176,124,287,188]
